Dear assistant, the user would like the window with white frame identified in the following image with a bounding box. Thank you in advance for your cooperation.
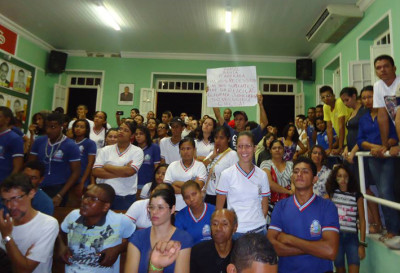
[260,80,296,94]
[68,75,101,87]
[156,80,205,91]
[349,61,372,92]
[374,30,391,46]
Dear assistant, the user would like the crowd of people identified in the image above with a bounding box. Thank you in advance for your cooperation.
[0,54,399,273]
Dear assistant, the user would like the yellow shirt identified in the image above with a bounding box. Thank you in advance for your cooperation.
[323,98,353,145]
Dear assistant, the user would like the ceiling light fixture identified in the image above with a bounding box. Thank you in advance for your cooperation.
[225,10,232,33]
[96,2,121,31]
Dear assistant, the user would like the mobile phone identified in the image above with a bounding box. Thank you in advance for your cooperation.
[98,253,105,263]
[116,111,124,115]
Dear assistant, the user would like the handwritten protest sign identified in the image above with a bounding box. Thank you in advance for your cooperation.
[207,66,257,107]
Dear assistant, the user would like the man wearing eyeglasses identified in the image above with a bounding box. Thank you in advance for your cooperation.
[267,157,339,273]
[58,184,135,273]
[0,173,59,273]
[319,85,352,156]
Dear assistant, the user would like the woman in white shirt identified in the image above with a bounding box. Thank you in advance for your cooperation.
[216,131,270,239]
[90,111,110,150]
[195,117,217,161]
[203,126,238,205]
[126,183,174,229]
[164,137,207,211]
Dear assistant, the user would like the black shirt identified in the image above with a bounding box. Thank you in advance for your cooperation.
[190,239,233,273]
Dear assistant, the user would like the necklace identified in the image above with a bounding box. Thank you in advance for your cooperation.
[45,133,65,175]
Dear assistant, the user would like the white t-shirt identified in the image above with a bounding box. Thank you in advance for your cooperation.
[195,139,214,158]
[160,137,180,164]
[164,159,207,211]
[205,150,238,195]
[126,199,152,229]
[0,212,59,273]
[216,163,271,233]
[90,127,107,150]
[140,182,152,199]
[373,75,400,124]
[93,144,144,196]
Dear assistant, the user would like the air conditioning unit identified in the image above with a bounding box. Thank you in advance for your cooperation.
[306,4,363,43]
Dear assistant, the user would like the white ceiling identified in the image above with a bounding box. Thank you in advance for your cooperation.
[0,0,360,57]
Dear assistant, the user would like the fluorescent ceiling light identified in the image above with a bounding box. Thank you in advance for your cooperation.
[96,3,121,31]
[225,10,232,33]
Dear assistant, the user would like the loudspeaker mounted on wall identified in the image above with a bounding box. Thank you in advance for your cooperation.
[296,58,314,81]
[47,50,68,74]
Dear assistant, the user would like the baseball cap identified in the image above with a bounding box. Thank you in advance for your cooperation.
[233,111,248,121]
[170,117,185,126]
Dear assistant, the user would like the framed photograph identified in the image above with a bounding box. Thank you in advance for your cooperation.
[118,83,134,105]
[12,66,31,94]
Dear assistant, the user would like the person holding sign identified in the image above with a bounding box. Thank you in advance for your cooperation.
[213,93,268,150]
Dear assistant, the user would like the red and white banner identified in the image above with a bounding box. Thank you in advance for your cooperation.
[0,24,17,55]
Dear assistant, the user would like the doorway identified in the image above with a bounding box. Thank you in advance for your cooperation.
[262,95,294,135]
[156,92,202,120]
[67,87,97,120]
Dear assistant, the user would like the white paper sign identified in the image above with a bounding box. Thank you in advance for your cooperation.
[207,66,257,107]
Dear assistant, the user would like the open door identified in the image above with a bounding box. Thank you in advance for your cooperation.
[139,88,155,116]
[295,92,304,118]
[52,84,68,111]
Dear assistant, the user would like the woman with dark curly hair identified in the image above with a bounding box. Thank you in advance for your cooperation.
[280,123,307,161]
[326,164,366,273]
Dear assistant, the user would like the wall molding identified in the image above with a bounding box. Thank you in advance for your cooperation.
[308,43,331,60]
[121,51,303,63]
[0,13,54,52]
[357,0,375,12]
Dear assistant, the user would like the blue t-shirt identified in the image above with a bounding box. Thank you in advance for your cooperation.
[269,194,339,273]
[129,227,193,273]
[316,129,337,150]
[306,125,315,147]
[0,129,24,182]
[138,144,161,187]
[32,189,54,216]
[75,138,97,186]
[175,203,215,245]
[61,209,135,273]
[31,136,81,187]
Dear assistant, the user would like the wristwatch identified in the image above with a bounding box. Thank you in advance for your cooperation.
[1,235,12,245]
[359,241,368,247]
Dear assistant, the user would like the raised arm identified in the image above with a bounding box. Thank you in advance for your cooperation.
[213,107,224,126]
[257,94,268,130]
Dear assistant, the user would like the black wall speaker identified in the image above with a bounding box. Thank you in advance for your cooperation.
[296,58,313,81]
[47,50,68,74]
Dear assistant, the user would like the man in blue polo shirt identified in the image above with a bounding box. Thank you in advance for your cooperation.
[29,112,81,207]
[267,157,339,273]
[0,106,24,183]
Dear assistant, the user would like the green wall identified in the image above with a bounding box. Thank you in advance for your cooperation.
[66,56,298,126]
[314,0,400,92]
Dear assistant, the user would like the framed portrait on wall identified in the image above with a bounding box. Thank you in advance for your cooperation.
[118,83,134,105]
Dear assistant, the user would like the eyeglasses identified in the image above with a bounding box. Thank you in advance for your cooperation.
[321,94,332,100]
[1,194,27,205]
[311,151,323,156]
[81,194,106,203]
[237,144,253,150]
[293,168,312,176]
[147,205,169,212]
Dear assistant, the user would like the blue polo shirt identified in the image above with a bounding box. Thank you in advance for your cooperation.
[269,194,339,273]
[75,138,97,186]
[31,136,80,187]
[137,143,161,187]
[357,111,397,149]
[175,203,215,245]
[0,129,24,182]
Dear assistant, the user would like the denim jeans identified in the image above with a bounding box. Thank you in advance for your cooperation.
[233,225,266,240]
[112,194,136,210]
[368,157,400,234]
[334,232,360,267]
